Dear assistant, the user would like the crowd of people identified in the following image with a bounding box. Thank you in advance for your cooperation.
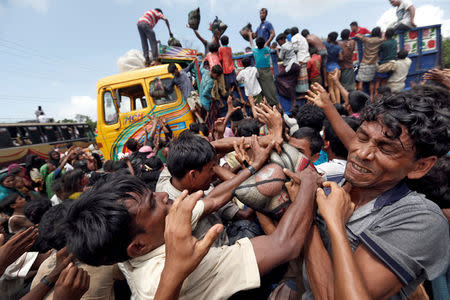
[0,1,449,299]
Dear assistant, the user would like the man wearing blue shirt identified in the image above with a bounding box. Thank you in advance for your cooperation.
[254,8,275,47]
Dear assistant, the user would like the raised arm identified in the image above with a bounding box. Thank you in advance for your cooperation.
[188,26,208,47]
[161,16,173,36]
[248,32,255,48]
[329,70,349,105]
[306,83,356,149]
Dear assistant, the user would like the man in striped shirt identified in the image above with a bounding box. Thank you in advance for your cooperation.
[137,8,173,67]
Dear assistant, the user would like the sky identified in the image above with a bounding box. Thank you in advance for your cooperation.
[0,0,449,122]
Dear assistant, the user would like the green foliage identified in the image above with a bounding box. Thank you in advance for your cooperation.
[443,38,450,68]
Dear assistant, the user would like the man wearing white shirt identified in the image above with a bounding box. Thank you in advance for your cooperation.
[291,27,310,94]
[389,0,416,31]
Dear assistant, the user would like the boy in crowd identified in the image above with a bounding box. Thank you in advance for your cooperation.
[137,8,173,67]
[355,27,384,99]
[207,44,227,108]
[375,28,398,96]
[307,47,322,85]
[302,29,327,85]
[275,34,300,105]
[291,27,310,97]
[236,57,262,103]
[349,21,370,38]
[219,35,245,103]
[249,34,279,106]
[387,50,412,92]
[338,29,356,91]
[289,127,323,163]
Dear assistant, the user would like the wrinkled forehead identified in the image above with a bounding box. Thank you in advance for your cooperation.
[359,121,415,151]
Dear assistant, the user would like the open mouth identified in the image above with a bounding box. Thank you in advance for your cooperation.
[350,162,371,174]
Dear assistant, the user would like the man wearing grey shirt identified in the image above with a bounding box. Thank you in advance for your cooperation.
[166,60,195,100]
[304,83,449,299]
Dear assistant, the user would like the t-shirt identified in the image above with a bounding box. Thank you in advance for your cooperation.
[396,0,414,26]
[307,54,322,80]
[236,66,262,97]
[338,40,355,69]
[205,52,221,68]
[324,42,343,72]
[302,183,450,300]
[137,9,164,28]
[379,39,398,65]
[166,61,195,99]
[291,33,310,63]
[252,47,271,69]
[218,47,235,74]
[387,57,412,92]
[349,27,371,38]
[118,200,260,300]
[360,36,384,65]
[279,42,298,72]
[256,21,274,42]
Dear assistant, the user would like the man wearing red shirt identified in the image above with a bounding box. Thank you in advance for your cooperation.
[349,21,371,38]
[218,35,244,102]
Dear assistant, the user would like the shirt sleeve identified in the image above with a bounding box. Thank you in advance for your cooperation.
[236,70,243,82]
[267,22,274,33]
[358,204,450,284]
[184,60,195,73]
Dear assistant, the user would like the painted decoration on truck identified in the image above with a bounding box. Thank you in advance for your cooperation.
[421,27,437,52]
[159,45,198,60]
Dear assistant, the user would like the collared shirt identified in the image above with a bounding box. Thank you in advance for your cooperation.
[118,200,260,300]
[155,167,238,247]
[256,21,274,42]
[137,10,164,28]
[279,42,298,72]
[387,57,412,92]
[166,61,195,99]
[291,33,310,63]
[236,66,262,97]
[302,181,450,300]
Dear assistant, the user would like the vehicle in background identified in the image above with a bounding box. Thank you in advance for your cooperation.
[96,61,196,161]
[0,123,95,169]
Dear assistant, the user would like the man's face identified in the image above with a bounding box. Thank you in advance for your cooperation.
[350,25,358,33]
[289,137,313,160]
[260,9,267,21]
[2,176,15,188]
[390,0,400,7]
[345,121,417,191]
[191,160,216,192]
[51,151,60,161]
[127,190,172,256]
[277,38,286,46]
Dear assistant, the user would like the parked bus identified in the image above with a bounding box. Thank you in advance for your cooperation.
[0,123,95,169]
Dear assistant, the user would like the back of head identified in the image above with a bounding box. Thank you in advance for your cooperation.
[236,119,260,137]
[385,28,395,39]
[125,139,139,152]
[341,29,350,40]
[350,21,358,27]
[39,201,73,250]
[295,104,325,132]
[283,28,291,36]
[334,103,349,116]
[189,123,200,134]
[361,85,450,159]
[242,57,252,68]
[256,37,266,49]
[220,35,229,46]
[64,174,148,265]
[398,49,409,59]
[290,27,299,36]
[276,33,286,42]
[62,169,85,198]
[348,91,369,113]
[301,29,310,37]
[292,127,323,156]
[167,63,177,74]
[167,132,216,179]
[324,117,361,159]
[103,160,113,172]
[73,159,89,173]
[211,65,223,75]
[230,100,244,122]
[309,47,318,56]
[198,123,209,137]
[328,32,338,43]
[371,27,382,38]
[377,86,392,97]
[24,197,52,224]
[208,43,219,53]
[154,8,163,14]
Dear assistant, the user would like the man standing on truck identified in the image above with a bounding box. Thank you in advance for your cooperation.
[137,8,173,67]
[389,0,416,31]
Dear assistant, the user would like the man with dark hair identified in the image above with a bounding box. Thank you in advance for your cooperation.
[305,83,449,299]
[389,0,416,31]
[219,35,245,102]
[166,60,196,100]
[275,33,300,103]
[349,21,371,38]
[295,104,325,132]
[387,49,412,92]
[302,29,327,84]
[137,8,173,66]
[291,26,311,96]
[290,127,324,162]
[375,27,398,96]
[64,133,322,299]
[254,8,275,47]
[338,29,356,91]
[316,117,360,181]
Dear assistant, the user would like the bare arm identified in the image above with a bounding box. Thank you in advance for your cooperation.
[249,32,255,48]
[306,83,356,150]
[256,212,277,235]
[163,18,173,36]
[192,29,207,47]
[266,30,275,47]
[409,6,416,27]
[329,71,349,105]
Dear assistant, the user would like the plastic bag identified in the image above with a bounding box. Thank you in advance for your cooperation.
[240,23,253,41]
[188,7,200,30]
[168,37,182,47]
[211,16,227,36]
[117,49,150,72]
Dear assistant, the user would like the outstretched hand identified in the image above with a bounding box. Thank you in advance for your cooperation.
[53,263,90,300]
[163,190,223,281]
[253,103,283,153]
[248,135,275,170]
[306,83,333,109]
[0,226,38,275]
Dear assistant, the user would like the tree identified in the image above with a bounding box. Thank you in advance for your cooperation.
[443,38,450,69]
[75,114,97,131]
